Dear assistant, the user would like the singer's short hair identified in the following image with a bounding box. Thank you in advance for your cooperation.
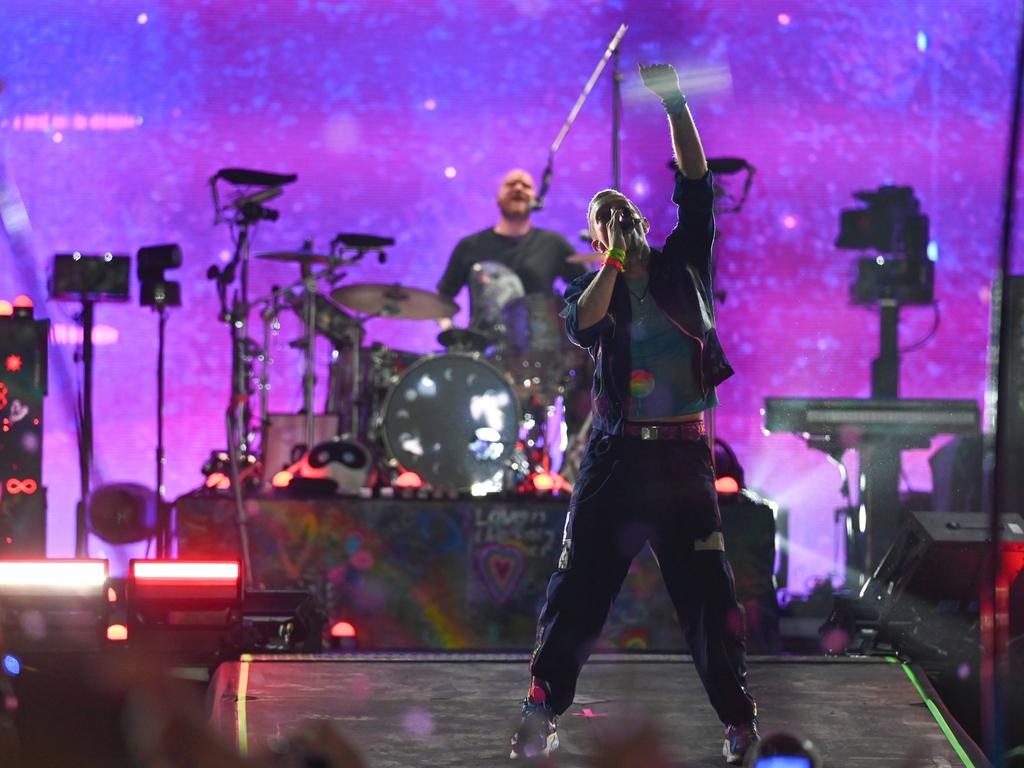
[587,189,640,239]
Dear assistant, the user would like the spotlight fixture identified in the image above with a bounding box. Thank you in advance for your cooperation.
[137,243,182,307]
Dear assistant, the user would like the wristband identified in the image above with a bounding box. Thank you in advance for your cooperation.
[603,247,626,273]
[602,256,625,273]
[661,93,688,116]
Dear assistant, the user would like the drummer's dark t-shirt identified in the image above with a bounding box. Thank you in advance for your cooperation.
[436,227,584,298]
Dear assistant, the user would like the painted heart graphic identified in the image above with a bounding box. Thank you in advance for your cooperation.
[476,544,525,604]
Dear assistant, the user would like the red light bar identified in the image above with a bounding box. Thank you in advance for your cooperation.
[129,560,241,603]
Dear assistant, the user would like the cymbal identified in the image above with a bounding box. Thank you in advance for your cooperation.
[567,252,604,265]
[256,251,340,265]
[332,283,458,320]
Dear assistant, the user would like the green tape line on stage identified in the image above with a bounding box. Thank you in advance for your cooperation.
[238,655,253,756]
[885,656,974,767]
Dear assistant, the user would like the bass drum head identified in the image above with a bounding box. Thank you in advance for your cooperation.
[381,353,519,493]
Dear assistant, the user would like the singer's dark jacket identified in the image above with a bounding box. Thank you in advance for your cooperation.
[561,169,733,435]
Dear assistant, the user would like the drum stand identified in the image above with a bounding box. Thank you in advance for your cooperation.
[213,209,260,589]
[250,256,355,455]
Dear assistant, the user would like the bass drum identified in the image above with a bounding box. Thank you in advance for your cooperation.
[380,353,519,494]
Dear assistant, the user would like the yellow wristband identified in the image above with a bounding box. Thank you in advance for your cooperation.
[606,247,626,266]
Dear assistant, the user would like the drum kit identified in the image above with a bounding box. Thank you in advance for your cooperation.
[204,168,591,501]
[243,249,591,497]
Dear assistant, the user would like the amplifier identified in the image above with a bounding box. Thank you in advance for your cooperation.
[0,314,49,554]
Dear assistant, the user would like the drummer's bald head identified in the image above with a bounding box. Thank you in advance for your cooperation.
[496,169,536,221]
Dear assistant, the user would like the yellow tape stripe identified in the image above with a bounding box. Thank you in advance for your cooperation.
[236,656,251,756]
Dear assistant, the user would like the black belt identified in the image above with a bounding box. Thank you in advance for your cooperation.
[622,420,705,441]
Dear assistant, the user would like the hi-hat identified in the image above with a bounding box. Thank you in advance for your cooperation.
[256,251,340,265]
[332,283,458,320]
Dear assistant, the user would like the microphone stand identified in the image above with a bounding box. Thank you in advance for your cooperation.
[533,24,627,209]
[75,300,95,556]
[612,39,622,190]
[154,299,170,556]
[213,204,270,592]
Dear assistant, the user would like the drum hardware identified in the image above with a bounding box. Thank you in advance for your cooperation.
[256,250,348,266]
[248,247,359,455]
[208,167,297,588]
[436,327,491,353]
[330,232,396,254]
[331,282,459,321]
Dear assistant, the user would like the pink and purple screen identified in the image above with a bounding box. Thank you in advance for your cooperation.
[0,1,1019,595]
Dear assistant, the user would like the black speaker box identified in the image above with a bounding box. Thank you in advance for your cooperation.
[858,511,1024,658]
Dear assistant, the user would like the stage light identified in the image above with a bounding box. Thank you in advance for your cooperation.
[107,586,118,603]
[330,621,356,638]
[716,476,741,494]
[714,439,746,493]
[0,301,12,316]
[129,560,241,605]
[106,624,128,642]
[0,560,107,597]
[530,472,555,491]
[0,560,110,654]
[272,470,293,488]
[395,471,423,489]
[328,619,357,650]
[12,295,32,309]
[3,655,21,676]
[202,450,258,492]
[5,354,22,372]
[137,243,182,308]
[205,471,231,490]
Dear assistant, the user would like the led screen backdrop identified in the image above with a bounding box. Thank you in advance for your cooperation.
[0,0,1019,594]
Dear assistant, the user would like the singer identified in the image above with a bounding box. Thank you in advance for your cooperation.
[509,64,759,764]
[435,169,582,330]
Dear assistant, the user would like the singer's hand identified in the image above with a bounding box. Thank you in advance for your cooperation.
[607,210,628,254]
[639,63,681,100]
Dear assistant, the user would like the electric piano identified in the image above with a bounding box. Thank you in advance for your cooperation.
[763,397,980,449]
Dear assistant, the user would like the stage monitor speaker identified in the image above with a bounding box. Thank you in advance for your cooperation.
[858,511,1024,659]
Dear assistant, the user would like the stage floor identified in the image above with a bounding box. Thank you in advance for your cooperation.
[208,654,983,767]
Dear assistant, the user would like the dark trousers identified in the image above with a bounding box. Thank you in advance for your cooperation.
[529,429,757,725]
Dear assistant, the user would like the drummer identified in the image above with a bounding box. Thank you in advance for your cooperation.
[436,169,584,331]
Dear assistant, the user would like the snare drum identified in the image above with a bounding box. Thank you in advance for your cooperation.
[379,353,519,493]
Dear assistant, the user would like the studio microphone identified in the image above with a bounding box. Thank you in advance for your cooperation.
[231,186,283,209]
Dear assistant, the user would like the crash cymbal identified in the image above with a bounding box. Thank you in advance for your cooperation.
[256,251,340,265]
[332,283,458,320]
[567,252,604,265]
[437,327,491,351]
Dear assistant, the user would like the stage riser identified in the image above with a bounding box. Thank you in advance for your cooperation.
[177,496,779,652]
